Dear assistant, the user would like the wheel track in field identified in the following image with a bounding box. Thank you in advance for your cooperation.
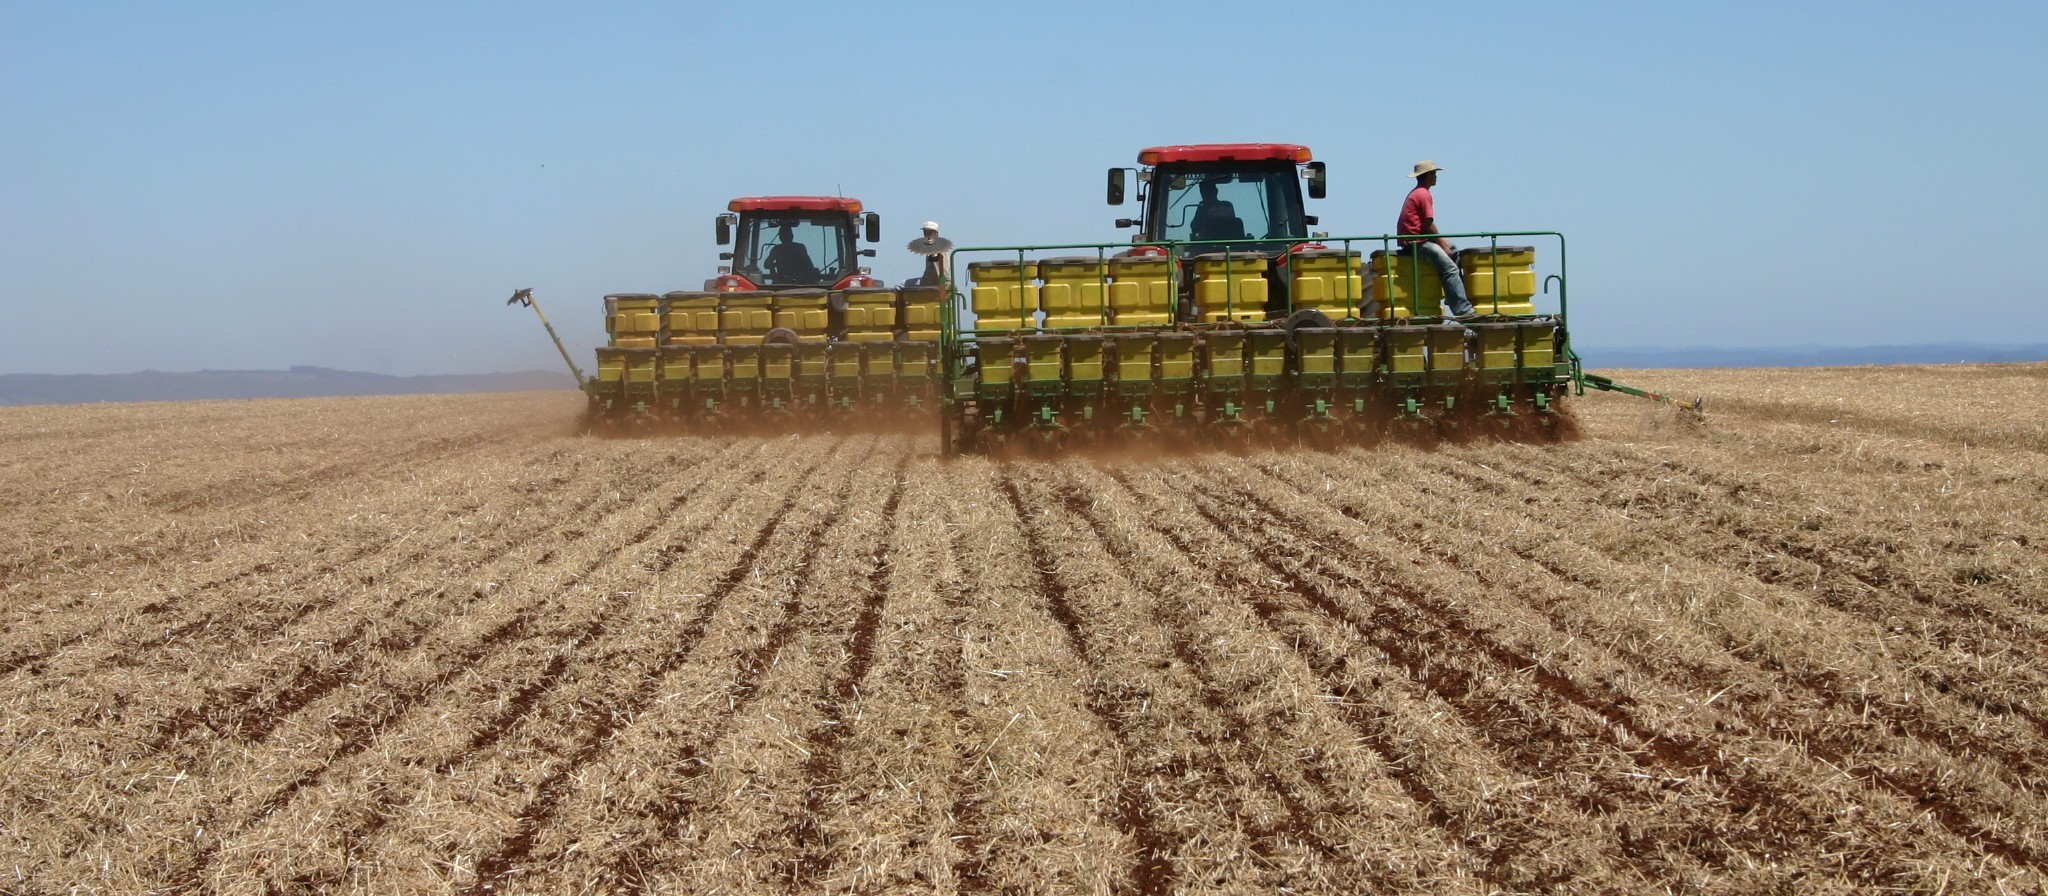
[164,440,783,887]
[1040,467,1417,891]
[0,439,684,680]
[1320,454,2048,873]
[463,436,879,894]
[990,471,1176,896]
[936,521,992,894]
[778,455,909,888]
[133,441,754,752]
[1418,445,2048,750]
[1102,468,1550,892]
[1197,466,2048,880]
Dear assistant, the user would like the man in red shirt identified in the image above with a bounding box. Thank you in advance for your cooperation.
[1397,160,1476,319]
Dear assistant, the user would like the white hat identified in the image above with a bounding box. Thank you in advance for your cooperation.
[921,221,939,231]
[1408,160,1444,178]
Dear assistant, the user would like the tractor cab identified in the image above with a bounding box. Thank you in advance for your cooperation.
[713,196,882,291]
[1109,143,1327,257]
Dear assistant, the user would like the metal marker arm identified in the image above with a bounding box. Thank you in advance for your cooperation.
[507,288,589,387]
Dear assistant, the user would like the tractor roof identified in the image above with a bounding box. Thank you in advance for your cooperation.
[727,196,864,214]
[1136,143,1313,165]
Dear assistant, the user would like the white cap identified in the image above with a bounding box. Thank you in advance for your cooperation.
[921,221,939,232]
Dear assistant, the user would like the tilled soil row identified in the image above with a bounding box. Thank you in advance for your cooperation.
[1403,443,2048,794]
[35,440,741,749]
[190,435,859,892]
[1285,449,2048,872]
[1106,466,1662,893]
[1030,463,1483,893]
[0,394,575,589]
[1212,452,2048,883]
[0,437,776,888]
[0,412,646,677]
[863,459,1150,895]
[778,452,984,893]
[1167,463,2013,891]
[1412,437,2048,732]
[218,436,855,893]
[1505,437,2048,642]
[513,442,904,893]
[445,436,884,893]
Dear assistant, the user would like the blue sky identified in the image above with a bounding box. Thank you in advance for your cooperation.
[3,1,2043,375]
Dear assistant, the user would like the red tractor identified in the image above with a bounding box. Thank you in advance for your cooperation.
[708,196,883,292]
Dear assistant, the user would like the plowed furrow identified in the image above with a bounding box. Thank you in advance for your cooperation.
[0,439,706,682]
[1418,445,2048,757]
[459,436,875,893]
[937,523,990,894]
[1576,443,2043,632]
[994,471,1175,896]
[1040,466,1446,892]
[1111,468,1624,891]
[1194,463,2046,883]
[1179,471,1924,883]
[194,438,846,894]
[1292,453,2048,873]
[778,456,909,887]
[132,441,749,751]
[609,445,882,892]
[164,442,779,887]
[146,428,503,515]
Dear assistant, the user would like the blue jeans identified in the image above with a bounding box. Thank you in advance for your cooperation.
[1414,242,1474,316]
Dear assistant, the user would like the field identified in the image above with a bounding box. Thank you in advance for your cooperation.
[3,364,2045,895]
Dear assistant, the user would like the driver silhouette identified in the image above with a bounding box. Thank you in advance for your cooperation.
[1189,181,1244,244]
[765,225,819,282]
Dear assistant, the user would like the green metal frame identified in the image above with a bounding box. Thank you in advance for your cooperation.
[935,229,1695,427]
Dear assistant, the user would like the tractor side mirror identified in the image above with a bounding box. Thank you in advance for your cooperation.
[864,212,880,243]
[716,214,733,246]
[1306,162,1327,200]
[1107,168,1126,205]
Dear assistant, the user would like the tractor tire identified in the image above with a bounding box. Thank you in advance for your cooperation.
[1282,308,1334,352]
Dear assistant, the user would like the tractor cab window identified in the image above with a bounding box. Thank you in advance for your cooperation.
[1153,164,1306,253]
[735,214,851,287]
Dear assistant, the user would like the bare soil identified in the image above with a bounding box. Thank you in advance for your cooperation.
[2,365,2044,894]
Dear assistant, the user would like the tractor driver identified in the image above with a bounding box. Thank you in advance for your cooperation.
[1189,179,1243,245]
[765,224,820,283]
[1397,161,1477,319]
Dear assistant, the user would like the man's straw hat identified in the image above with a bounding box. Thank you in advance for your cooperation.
[1408,160,1444,178]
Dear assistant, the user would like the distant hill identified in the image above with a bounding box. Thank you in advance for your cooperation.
[0,366,577,407]
[1578,342,2048,370]
[4,343,2044,407]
